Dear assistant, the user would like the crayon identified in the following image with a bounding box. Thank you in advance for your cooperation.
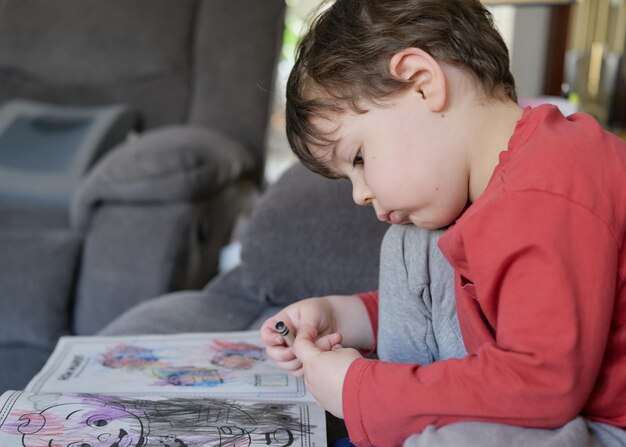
[275,321,295,347]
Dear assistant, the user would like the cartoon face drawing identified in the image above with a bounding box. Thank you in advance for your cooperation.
[16,398,146,447]
[1,394,311,447]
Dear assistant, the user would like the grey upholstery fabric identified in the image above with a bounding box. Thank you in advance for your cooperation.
[0,0,286,177]
[103,162,389,336]
[189,0,286,173]
[73,203,203,335]
[0,230,80,347]
[241,163,389,305]
[0,345,53,390]
[95,164,389,333]
[100,267,266,336]
[0,0,195,128]
[0,0,285,393]
[0,204,68,229]
[74,181,258,336]
[71,126,255,231]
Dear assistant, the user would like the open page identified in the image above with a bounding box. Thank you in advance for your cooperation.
[0,390,326,447]
[26,331,309,400]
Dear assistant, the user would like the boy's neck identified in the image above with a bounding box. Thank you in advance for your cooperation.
[467,99,524,202]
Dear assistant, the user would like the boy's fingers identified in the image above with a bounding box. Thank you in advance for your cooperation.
[260,317,288,346]
[276,358,303,372]
[295,324,318,343]
[315,332,342,351]
[265,345,296,362]
[293,335,322,363]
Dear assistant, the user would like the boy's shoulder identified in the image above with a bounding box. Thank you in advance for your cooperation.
[501,104,625,185]
[482,104,626,229]
[517,104,618,156]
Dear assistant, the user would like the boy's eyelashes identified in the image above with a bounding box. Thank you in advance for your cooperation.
[351,148,364,169]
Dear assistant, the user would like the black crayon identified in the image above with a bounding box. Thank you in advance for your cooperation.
[275,321,295,346]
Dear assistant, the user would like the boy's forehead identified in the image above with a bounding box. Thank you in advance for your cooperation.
[309,115,345,159]
[310,112,343,137]
[304,107,367,178]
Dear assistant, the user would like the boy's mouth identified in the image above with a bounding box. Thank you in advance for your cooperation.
[376,212,391,222]
[388,211,409,225]
[377,209,408,225]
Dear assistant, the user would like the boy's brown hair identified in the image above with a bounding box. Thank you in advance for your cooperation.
[286,0,517,177]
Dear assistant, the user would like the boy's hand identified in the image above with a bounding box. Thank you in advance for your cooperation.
[293,325,362,418]
[260,297,342,376]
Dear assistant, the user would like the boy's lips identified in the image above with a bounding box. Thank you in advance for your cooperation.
[377,212,391,222]
[377,211,405,224]
[389,212,405,224]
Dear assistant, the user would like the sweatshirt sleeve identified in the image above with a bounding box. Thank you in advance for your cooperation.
[356,291,379,353]
[342,193,619,447]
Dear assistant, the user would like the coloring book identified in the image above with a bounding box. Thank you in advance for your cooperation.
[0,331,326,447]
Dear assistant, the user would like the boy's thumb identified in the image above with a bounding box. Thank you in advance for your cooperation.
[315,332,342,351]
[293,326,321,361]
[295,324,318,342]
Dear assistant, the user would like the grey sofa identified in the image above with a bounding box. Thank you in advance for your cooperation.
[0,0,285,391]
[100,163,389,338]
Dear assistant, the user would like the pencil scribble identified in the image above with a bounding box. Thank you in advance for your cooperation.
[2,393,313,447]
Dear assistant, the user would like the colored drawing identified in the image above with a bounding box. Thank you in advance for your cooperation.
[26,332,308,399]
[209,340,266,370]
[100,344,164,369]
[0,391,318,447]
[99,343,226,388]
[155,367,224,388]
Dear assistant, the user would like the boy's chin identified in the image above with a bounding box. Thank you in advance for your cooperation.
[408,217,451,230]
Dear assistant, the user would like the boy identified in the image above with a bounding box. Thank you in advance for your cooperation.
[260,0,626,446]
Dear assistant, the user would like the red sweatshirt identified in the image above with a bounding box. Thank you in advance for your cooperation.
[344,105,626,447]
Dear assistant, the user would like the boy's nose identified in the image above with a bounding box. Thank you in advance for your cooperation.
[352,182,373,206]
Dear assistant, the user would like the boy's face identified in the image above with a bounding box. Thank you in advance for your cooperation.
[312,90,470,229]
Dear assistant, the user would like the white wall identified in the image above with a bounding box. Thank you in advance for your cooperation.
[509,6,552,99]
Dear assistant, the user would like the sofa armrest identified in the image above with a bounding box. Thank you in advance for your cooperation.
[73,180,258,335]
[71,125,255,231]
[98,267,266,336]
[0,229,81,348]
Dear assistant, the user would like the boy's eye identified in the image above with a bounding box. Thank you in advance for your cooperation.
[352,149,364,168]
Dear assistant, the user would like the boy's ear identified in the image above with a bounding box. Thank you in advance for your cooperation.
[389,48,446,112]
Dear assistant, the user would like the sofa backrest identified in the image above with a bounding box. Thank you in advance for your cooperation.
[188,0,286,171]
[0,0,285,172]
[241,163,390,304]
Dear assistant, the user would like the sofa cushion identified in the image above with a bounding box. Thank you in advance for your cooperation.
[70,125,254,232]
[0,229,80,348]
[241,163,389,305]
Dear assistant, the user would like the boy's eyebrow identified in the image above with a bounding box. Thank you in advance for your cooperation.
[330,138,342,159]
[325,139,350,180]
[329,131,349,160]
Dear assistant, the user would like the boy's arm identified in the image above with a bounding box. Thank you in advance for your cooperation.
[328,292,377,351]
[342,194,618,447]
